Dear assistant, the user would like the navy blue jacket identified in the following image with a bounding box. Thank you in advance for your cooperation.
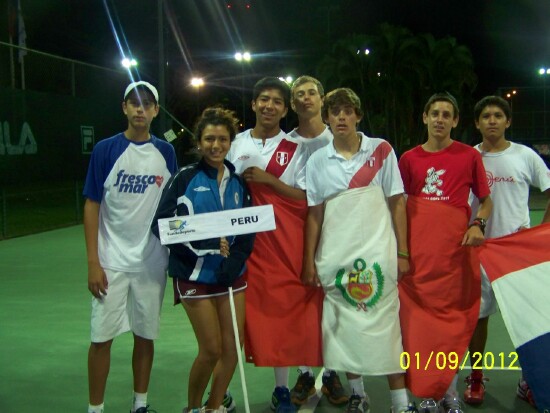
[151,159,255,286]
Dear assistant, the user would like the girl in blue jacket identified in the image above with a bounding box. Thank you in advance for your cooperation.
[152,107,254,413]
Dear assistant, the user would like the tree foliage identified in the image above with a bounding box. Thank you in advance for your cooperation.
[315,24,478,153]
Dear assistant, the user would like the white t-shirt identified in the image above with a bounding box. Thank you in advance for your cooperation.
[471,142,550,238]
[83,133,177,272]
[306,132,404,206]
[227,129,308,189]
[288,126,333,157]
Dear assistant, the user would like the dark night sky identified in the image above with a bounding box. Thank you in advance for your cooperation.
[11,0,550,98]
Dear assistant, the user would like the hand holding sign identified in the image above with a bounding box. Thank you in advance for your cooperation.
[220,237,230,257]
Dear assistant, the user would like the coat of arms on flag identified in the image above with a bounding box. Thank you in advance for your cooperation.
[335,258,384,312]
[276,151,288,166]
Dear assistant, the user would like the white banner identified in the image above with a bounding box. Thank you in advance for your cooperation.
[157,205,276,245]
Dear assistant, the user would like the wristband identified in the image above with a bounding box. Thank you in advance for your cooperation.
[397,251,409,258]
[469,217,487,234]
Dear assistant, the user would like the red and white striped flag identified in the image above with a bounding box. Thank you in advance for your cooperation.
[478,224,550,411]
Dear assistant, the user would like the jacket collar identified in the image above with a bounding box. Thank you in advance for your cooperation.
[197,158,236,179]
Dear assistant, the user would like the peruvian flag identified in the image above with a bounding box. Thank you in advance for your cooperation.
[243,182,324,367]
[399,196,480,399]
[478,224,550,411]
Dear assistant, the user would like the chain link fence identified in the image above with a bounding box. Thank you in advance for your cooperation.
[0,182,84,239]
[0,42,130,239]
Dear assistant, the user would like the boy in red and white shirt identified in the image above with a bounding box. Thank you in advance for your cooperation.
[303,88,415,413]
[398,92,492,413]
[227,77,323,413]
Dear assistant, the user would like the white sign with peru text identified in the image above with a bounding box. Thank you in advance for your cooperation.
[157,205,276,245]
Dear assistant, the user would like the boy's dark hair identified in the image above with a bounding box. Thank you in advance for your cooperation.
[474,96,511,120]
[291,75,325,99]
[252,77,290,108]
[194,107,239,142]
[424,92,459,119]
[321,88,364,120]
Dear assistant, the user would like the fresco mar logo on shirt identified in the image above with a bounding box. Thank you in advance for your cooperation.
[114,169,163,193]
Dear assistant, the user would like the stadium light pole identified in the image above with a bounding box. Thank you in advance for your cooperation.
[158,0,166,136]
[505,90,517,138]
[539,68,550,139]
[235,51,251,128]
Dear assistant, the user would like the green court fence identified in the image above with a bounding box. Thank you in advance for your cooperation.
[0,181,84,239]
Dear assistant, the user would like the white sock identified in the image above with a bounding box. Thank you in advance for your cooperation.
[390,388,409,411]
[132,391,147,412]
[348,377,366,398]
[274,367,290,388]
[88,403,104,413]
[445,375,459,398]
[298,366,314,376]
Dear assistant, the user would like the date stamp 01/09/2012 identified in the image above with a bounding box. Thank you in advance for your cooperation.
[400,351,520,371]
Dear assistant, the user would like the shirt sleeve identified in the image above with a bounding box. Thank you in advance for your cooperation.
[306,154,323,206]
[471,150,491,199]
[151,169,182,240]
[168,148,178,174]
[379,144,404,197]
[293,143,308,190]
[529,148,550,192]
[83,144,106,202]
[398,152,412,195]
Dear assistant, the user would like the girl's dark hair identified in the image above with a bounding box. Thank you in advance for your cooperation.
[194,107,240,142]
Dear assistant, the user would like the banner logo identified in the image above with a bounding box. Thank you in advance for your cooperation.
[0,121,37,155]
[169,219,187,230]
[166,218,196,237]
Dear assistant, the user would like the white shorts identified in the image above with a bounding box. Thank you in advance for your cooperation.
[91,268,167,342]
[479,265,498,319]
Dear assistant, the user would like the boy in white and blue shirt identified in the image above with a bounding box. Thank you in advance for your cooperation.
[83,81,177,413]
